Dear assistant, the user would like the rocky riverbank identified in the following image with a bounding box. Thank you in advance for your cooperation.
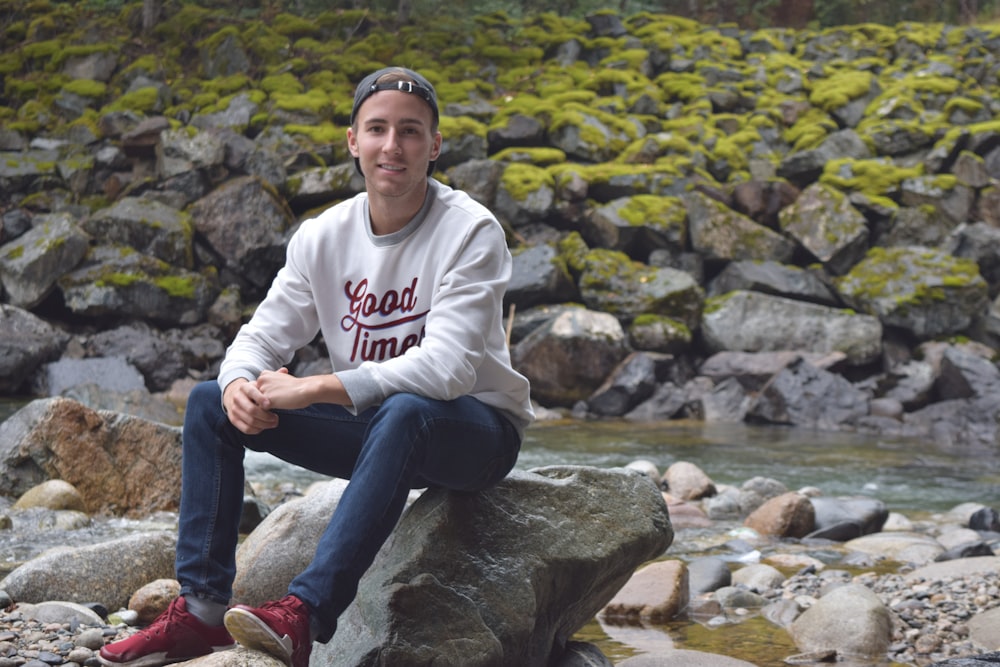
[0,465,998,667]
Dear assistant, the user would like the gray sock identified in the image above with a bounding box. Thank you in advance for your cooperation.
[309,615,323,643]
[184,594,227,627]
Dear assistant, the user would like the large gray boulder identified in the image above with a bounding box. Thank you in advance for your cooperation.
[0,532,176,612]
[789,584,892,659]
[188,175,293,289]
[506,243,578,310]
[706,260,839,306]
[0,212,89,308]
[311,466,672,667]
[0,305,69,394]
[701,290,882,365]
[82,197,194,268]
[512,307,631,407]
[685,191,796,264]
[58,244,220,326]
[778,182,869,275]
[748,357,870,429]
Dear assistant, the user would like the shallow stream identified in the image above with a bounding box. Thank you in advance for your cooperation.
[2,401,997,665]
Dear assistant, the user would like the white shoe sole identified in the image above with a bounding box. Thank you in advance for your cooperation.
[224,608,294,665]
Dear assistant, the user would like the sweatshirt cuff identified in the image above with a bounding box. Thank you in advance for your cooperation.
[336,366,384,415]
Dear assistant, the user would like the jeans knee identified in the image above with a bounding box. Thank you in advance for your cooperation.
[186,381,223,418]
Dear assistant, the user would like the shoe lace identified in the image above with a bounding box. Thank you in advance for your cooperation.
[140,599,183,640]
[259,597,306,627]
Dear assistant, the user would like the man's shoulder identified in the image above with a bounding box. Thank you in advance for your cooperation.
[300,193,367,228]
[430,179,495,222]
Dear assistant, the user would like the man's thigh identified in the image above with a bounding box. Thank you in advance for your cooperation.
[239,403,373,479]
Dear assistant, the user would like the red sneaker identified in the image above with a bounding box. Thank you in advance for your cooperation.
[98,596,234,666]
[224,595,312,667]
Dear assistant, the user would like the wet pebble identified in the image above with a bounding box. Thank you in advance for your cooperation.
[759,569,1000,665]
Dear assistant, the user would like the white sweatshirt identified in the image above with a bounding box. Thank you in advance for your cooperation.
[218,179,535,436]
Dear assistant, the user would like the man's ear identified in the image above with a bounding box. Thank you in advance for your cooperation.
[347,127,359,157]
[430,131,442,160]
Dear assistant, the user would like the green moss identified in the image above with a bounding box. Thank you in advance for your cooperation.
[121,54,163,79]
[62,78,106,98]
[944,96,985,115]
[153,275,198,299]
[492,147,567,165]
[242,22,289,67]
[820,157,921,204]
[711,123,760,173]
[285,122,341,144]
[6,78,40,101]
[836,246,982,308]
[783,107,838,151]
[615,194,687,229]
[655,72,707,104]
[0,52,24,76]
[98,272,140,289]
[270,12,320,39]
[439,115,487,141]
[202,73,251,97]
[617,132,695,164]
[549,101,639,157]
[556,231,591,276]
[501,163,555,202]
[4,245,25,260]
[260,71,303,96]
[102,86,160,114]
[271,88,331,117]
[809,70,873,112]
[21,39,61,62]
[702,290,738,315]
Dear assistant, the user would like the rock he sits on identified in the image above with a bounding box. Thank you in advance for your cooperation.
[231,465,672,667]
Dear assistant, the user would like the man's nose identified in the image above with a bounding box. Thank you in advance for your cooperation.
[383,129,402,152]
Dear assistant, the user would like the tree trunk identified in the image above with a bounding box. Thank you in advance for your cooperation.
[397,0,412,23]
[142,0,159,34]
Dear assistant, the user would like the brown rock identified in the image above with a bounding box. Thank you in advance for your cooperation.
[663,461,716,501]
[601,559,688,622]
[744,491,815,538]
[0,397,182,517]
[129,578,181,624]
[13,479,86,512]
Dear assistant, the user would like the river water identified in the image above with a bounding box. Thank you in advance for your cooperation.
[1,399,997,665]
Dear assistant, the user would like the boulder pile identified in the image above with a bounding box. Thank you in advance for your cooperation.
[2,7,1000,449]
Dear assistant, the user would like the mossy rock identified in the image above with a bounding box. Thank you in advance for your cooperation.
[494,162,555,225]
[585,194,687,261]
[628,313,693,354]
[834,245,989,339]
[820,157,922,207]
[576,247,703,327]
[58,245,220,326]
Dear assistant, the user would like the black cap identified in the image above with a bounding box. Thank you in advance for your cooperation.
[350,67,439,127]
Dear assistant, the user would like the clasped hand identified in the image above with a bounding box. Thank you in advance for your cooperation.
[224,368,311,435]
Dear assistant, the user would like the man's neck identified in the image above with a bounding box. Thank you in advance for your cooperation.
[367,183,428,236]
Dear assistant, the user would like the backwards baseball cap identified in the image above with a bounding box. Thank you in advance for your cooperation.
[350,66,439,127]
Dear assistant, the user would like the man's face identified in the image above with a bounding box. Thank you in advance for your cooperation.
[347,89,442,199]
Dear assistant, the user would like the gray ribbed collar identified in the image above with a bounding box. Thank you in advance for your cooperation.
[365,180,438,246]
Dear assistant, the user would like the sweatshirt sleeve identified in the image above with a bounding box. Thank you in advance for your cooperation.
[217,227,322,391]
[336,216,510,413]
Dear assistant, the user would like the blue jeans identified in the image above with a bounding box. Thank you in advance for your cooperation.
[175,380,521,642]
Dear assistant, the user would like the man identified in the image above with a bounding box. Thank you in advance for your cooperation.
[98,66,534,667]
